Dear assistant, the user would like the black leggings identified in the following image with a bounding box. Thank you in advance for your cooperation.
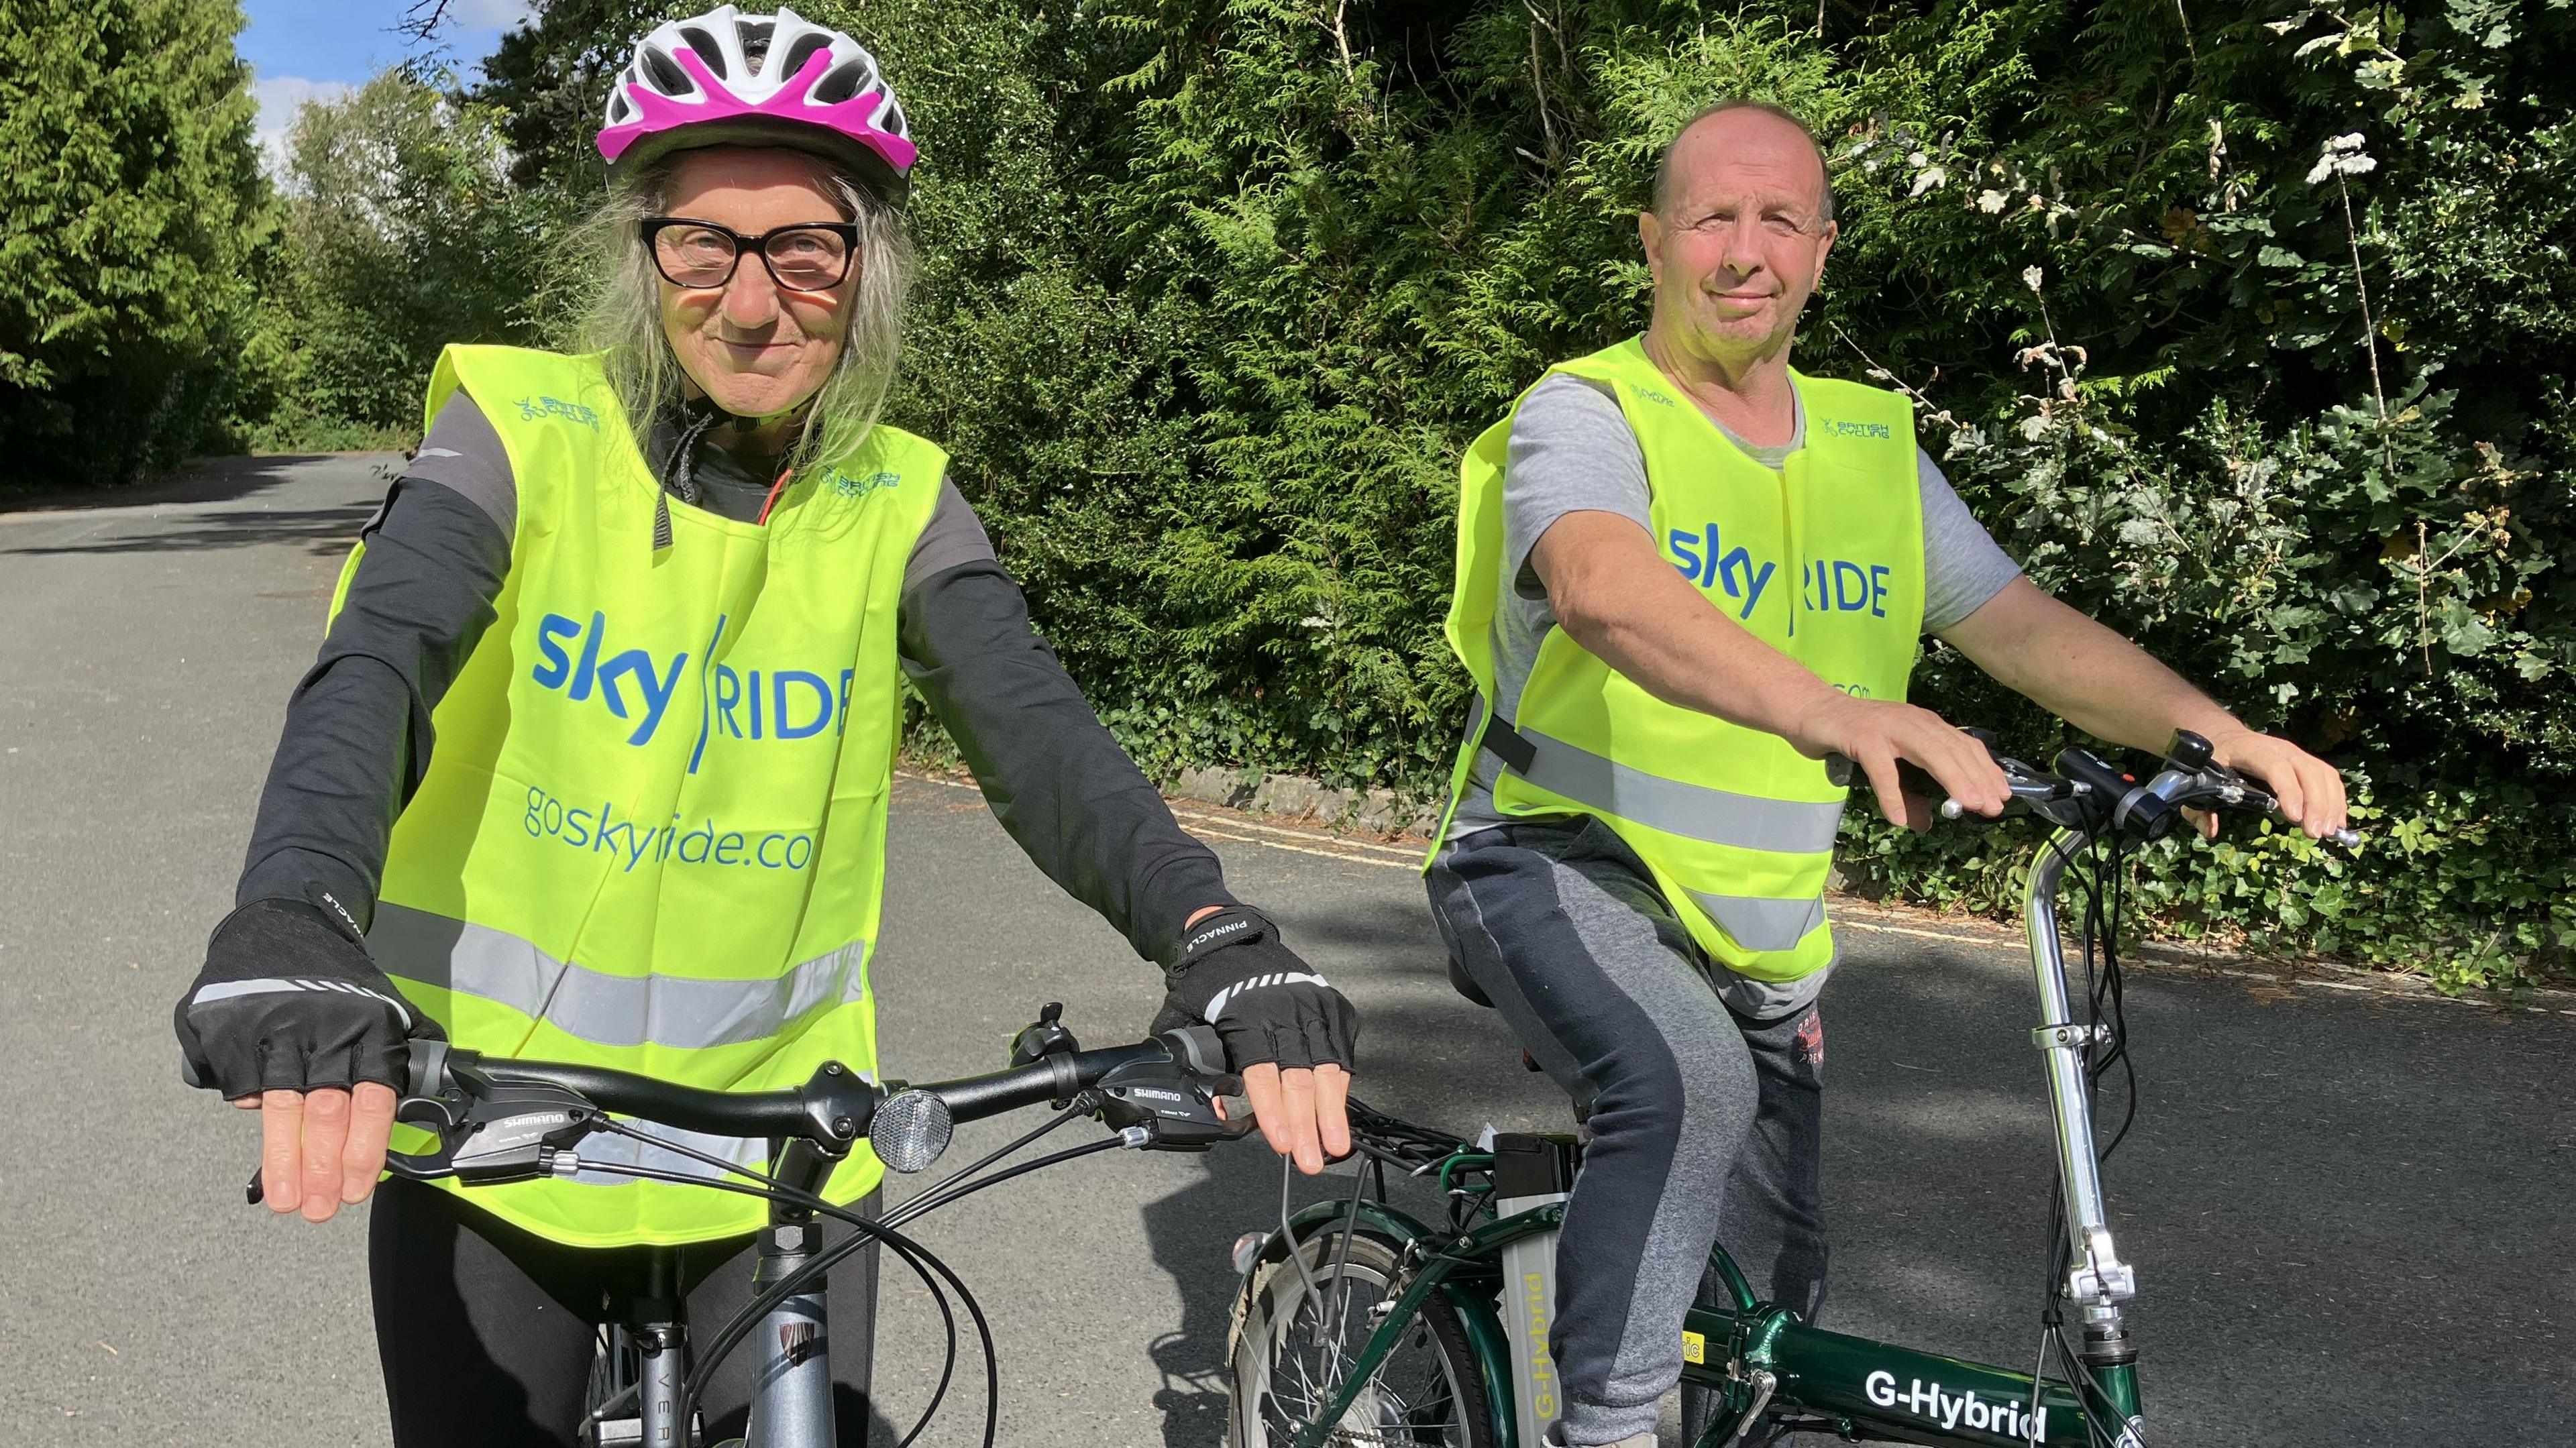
[369,1176,879,1447]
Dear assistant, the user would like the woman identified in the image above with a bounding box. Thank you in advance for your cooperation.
[172,8,1356,1442]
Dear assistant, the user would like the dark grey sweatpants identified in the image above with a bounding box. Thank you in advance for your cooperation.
[1426,818,1829,1447]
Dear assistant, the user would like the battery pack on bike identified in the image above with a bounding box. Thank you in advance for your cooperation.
[1492,1132,1580,1447]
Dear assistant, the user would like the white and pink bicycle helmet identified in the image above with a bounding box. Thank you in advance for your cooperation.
[597,5,916,198]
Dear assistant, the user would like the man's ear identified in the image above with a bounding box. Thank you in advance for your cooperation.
[1811,219,1838,290]
[1638,209,1664,288]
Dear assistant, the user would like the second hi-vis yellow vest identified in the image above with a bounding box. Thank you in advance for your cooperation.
[1437,337,1925,982]
[353,345,945,1247]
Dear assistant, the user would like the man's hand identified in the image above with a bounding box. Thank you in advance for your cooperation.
[176,895,435,1221]
[1159,905,1356,1174]
[2206,728,2350,841]
[1786,693,2010,830]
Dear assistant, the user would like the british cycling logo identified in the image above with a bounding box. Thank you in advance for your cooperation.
[514,395,600,427]
[1865,1370,2049,1441]
[1666,524,1900,624]
[531,610,855,750]
[830,467,900,500]
[1815,416,1894,439]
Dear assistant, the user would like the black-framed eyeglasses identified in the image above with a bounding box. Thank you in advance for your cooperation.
[641,217,861,292]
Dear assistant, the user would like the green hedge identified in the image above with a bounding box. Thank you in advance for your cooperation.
[0,0,270,487]
[855,0,2575,991]
[301,1,2576,988]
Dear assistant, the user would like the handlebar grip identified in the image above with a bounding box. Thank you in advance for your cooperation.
[1159,1023,1228,1079]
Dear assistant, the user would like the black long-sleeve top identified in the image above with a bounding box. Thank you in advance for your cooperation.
[237,394,1233,967]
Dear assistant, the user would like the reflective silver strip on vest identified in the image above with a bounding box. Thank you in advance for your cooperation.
[1682,891,1828,953]
[369,903,869,1052]
[1507,726,1846,854]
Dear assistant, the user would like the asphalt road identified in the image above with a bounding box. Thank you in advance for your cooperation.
[1,454,2569,1446]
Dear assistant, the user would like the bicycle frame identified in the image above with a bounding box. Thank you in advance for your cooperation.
[597,1172,843,1447]
[1255,824,2141,1448]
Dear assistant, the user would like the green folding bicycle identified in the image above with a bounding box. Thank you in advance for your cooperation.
[1223,729,2359,1448]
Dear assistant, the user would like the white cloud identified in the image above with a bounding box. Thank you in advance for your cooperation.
[252,75,355,174]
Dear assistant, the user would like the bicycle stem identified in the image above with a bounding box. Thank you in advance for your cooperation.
[2023,828,2141,1370]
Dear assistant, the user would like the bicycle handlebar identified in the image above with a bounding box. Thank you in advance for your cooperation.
[1840,729,2361,849]
[239,1009,1246,1205]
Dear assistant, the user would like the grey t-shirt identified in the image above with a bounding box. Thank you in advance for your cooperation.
[1448,372,2023,1010]
[407,393,998,591]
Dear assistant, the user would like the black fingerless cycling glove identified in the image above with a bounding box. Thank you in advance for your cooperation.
[1153,905,1357,1073]
[174,891,439,1099]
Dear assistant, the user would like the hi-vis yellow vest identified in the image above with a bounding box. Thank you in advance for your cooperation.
[1436,338,1925,982]
[351,345,945,1247]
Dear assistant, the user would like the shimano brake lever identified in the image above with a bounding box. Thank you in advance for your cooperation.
[1092,1034,1254,1151]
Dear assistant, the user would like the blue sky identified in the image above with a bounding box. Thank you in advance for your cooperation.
[239,0,535,161]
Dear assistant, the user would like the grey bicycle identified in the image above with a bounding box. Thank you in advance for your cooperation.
[244,1003,1250,1447]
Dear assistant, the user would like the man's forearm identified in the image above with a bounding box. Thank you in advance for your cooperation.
[1947,579,2241,755]
[1536,511,1847,742]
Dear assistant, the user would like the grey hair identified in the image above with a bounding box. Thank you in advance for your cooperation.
[1650,99,1837,226]
[562,151,914,472]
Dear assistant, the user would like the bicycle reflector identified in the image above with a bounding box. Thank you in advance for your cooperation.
[870,1089,955,1173]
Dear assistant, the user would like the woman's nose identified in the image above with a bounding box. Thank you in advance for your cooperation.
[721,256,782,329]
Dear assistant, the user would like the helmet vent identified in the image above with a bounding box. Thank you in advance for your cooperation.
[738,17,775,68]
[810,58,871,106]
[676,27,726,78]
[640,47,692,97]
[775,32,834,85]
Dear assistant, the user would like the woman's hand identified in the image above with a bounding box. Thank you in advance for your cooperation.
[235,1084,399,1221]
[1161,905,1356,1174]
[177,896,437,1219]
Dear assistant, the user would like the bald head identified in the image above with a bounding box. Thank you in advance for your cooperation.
[1650,101,1835,225]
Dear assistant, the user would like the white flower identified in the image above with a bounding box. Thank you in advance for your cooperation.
[1909,164,1949,197]
[1978,189,2008,213]
[2021,265,2045,293]
[2306,132,2377,184]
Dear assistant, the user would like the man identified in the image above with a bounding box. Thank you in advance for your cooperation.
[1423,101,2347,1448]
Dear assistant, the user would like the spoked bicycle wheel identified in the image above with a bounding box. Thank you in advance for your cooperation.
[1227,1228,1497,1448]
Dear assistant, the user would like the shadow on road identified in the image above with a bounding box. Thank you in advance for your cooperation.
[0,453,358,514]
[0,454,388,557]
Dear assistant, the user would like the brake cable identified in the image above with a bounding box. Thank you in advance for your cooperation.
[880,1092,1100,1231]
[581,1119,996,1448]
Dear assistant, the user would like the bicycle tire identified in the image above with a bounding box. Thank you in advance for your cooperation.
[1227,1227,1498,1448]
